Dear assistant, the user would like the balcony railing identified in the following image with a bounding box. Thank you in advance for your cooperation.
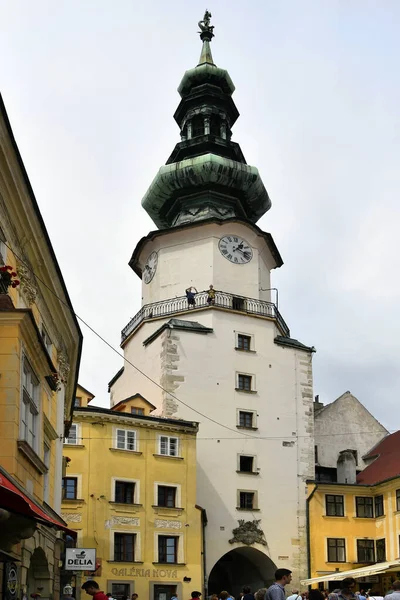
[121,290,290,343]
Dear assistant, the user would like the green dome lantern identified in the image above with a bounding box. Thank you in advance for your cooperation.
[141,11,272,229]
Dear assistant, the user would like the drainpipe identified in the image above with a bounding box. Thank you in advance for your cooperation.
[196,505,208,597]
[306,483,319,584]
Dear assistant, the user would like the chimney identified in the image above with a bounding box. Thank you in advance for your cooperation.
[313,394,324,412]
[337,450,357,484]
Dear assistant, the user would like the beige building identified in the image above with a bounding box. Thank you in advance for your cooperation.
[0,93,82,600]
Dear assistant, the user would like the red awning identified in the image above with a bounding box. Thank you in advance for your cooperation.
[0,472,76,538]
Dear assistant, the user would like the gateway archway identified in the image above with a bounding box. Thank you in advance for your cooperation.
[208,547,277,599]
[27,548,51,599]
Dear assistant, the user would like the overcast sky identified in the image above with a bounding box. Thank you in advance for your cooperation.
[1,1,399,431]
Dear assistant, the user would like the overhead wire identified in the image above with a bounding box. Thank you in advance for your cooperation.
[0,238,259,439]
[2,237,395,440]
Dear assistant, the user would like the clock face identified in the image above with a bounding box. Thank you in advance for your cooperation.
[218,235,253,264]
[143,251,158,284]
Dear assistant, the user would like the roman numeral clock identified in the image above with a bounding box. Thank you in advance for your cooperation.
[218,235,253,264]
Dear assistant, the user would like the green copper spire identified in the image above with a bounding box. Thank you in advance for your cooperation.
[198,10,215,66]
[140,10,272,229]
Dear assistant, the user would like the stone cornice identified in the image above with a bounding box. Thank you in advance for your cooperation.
[74,409,198,435]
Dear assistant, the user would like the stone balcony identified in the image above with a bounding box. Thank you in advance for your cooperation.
[121,290,290,344]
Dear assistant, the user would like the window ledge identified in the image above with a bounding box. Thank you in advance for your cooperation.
[327,561,347,564]
[236,470,259,475]
[236,507,260,511]
[17,440,47,474]
[63,444,85,448]
[236,426,258,431]
[109,502,143,508]
[235,388,257,394]
[354,516,375,520]
[109,448,143,455]
[107,561,144,564]
[153,563,186,566]
[323,515,348,519]
[235,348,256,353]
[375,515,385,520]
[152,505,184,510]
[62,498,85,504]
[153,454,183,460]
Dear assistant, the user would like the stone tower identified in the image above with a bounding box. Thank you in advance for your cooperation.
[110,12,315,594]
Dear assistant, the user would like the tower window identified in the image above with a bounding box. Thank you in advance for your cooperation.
[210,116,220,137]
[192,116,204,137]
[238,411,255,429]
[238,491,256,510]
[239,455,254,473]
[237,374,252,391]
[237,334,251,351]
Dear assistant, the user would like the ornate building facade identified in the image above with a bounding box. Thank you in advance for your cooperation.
[61,388,203,600]
[0,94,82,600]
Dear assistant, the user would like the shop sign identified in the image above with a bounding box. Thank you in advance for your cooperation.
[65,549,96,571]
[5,563,18,600]
[111,567,178,579]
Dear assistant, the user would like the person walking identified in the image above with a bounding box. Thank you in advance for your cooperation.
[242,588,253,600]
[81,581,108,600]
[264,569,292,600]
[385,582,400,600]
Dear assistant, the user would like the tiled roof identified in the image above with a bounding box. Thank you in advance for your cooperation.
[357,430,400,485]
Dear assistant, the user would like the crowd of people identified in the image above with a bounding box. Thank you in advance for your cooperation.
[79,572,400,600]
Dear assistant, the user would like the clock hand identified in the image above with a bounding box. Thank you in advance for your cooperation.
[235,248,251,259]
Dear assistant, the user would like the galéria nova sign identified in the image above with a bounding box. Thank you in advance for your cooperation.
[65,549,96,571]
[111,567,178,579]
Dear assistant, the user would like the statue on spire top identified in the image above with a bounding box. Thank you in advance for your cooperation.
[198,9,214,38]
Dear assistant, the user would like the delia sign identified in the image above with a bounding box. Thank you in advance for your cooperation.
[65,549,96,571]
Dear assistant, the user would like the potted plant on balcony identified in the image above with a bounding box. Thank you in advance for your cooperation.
[45,371,65,392]
[0,265,20,293]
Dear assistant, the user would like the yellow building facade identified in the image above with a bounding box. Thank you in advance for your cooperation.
[308,479,400,591]
[61,391,204,600]
[0,95,82,600]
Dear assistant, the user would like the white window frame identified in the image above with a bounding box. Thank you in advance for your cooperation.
[154,532,184,564]
[64,423,81,445]
[111,477,140,504]
[237,453,257,473]
[61,473,82,500]
[20,356,40,452]
[131,407,145,416]
[113,427,138,452]
[154,482,181,508]
[41,325,52,356]
[110,530,142,562]
[235,331,255,351]
[158,435,179,457]
[236,371,256,392]
[236,409,257,429]
[237,489,258,510]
